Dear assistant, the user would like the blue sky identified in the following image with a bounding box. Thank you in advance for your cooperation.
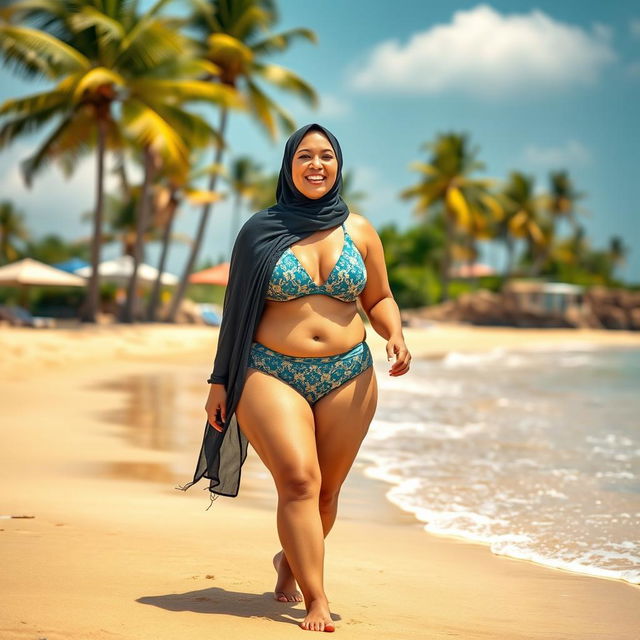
[1,1,639,281]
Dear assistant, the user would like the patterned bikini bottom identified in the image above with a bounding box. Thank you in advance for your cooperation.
[246,340,373,406]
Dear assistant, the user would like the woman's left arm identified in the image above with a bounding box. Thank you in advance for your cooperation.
[355,216,411,377]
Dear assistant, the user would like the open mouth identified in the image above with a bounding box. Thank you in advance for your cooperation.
[305,175,326,185]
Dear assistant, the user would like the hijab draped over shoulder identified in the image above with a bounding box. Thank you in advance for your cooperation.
[175,123,350,505]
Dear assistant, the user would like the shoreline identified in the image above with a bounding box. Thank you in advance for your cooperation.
[1,323,639,638]
[2,320,640,379]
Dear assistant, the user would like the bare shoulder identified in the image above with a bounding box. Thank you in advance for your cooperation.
[345,212,378,260]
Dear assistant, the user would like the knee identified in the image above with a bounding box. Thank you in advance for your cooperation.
[318,486,340,512]
[278,468,321,502]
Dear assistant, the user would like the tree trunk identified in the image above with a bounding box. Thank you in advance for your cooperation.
[147,190,178,322]
[467,235,477,291]
[229,189,242,259]
[115,150,131,200]
[121,146,155,323]
[532,243,550,276]
[440,208,454,302]
[167,107,228,322]
[503,237,514,280]
[80,117,108,323]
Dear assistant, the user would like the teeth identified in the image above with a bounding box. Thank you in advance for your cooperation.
[307,176,324,182]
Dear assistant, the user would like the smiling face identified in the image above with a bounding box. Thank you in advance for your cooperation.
[291,130,338,199]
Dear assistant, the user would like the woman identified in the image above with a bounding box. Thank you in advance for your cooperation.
[177,123,411,633]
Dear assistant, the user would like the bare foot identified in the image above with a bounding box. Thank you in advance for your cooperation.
[272,550,303,603]
[300,597,335,632]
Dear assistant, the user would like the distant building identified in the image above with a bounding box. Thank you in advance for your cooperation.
[503,280,586,316]
[449,262,496,278]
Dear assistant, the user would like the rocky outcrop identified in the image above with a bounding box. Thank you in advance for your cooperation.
[401,287,640,330]
[585,288,640,330]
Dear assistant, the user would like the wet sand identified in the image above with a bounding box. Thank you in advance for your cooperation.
[1,322,639,639]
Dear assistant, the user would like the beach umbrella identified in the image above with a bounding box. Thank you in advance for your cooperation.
[189,262,230,287]
[75,255,179,286]
[53,257,90,273]
[0,258,87,287]
[0,257,87,307]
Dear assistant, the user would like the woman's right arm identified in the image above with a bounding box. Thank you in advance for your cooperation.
[205,383,226,432]
[204,227,246,430]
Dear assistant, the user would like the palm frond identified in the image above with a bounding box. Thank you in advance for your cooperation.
[117,16,187,71]
[0,24,89,78]
[68,5,125,44]
[0,90,71,147]
[245,77,295,140]
[121,98,190,179]
[72,66,126,103]
[130,77,244,110]
[251,61,317,107]
[251,27,317,56]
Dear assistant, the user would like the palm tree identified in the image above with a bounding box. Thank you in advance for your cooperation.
[248,170,279,212]
[166,0,319,321]
[608,235,628,272]
[526,170,588,278]
[497,172,551,277]
[340,169,367,214]
[225,155,262,257]
[492,194,518,280]
[0,200,29,264]
[460,191,500,289]
[546,170,586,232]
[0,0,241,322]
[84,188,148,257]
[399,132,497,302]
[146,161,227,321]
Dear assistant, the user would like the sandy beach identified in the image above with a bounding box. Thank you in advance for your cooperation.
[1,321,639,639]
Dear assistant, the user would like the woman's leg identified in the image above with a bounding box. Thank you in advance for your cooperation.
[313,363,378,534]
[274,363,377,603]
[235,366,334,632]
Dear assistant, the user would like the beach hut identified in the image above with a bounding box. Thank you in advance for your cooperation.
[503,280,586,316]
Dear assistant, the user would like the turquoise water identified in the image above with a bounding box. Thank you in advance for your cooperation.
[361,344,640,585]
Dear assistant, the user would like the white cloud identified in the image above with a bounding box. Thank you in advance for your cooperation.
[348,4,617,99]
[0,140,126,240]
[317,94,351,118]
[286,92,351,123]
[521,140,592,168]
[630,18,640,38]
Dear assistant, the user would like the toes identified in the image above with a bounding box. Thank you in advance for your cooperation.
[275,590,301,603]
[300,620,334,632]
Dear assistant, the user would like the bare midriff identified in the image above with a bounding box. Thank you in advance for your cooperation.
[254,296,367,357]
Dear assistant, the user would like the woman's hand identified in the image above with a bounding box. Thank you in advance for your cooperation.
[205,383,227,433]
[386,335,411,376]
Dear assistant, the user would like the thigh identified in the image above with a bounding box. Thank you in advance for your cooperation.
[235,366,321,489]
[312,364,378,492]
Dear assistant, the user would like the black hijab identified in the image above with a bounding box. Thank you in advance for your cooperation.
[175,123,350,507]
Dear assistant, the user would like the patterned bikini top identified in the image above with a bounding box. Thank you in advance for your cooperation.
[265,223,367,302]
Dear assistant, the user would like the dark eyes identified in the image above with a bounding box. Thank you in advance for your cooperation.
[299,154,333,160]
